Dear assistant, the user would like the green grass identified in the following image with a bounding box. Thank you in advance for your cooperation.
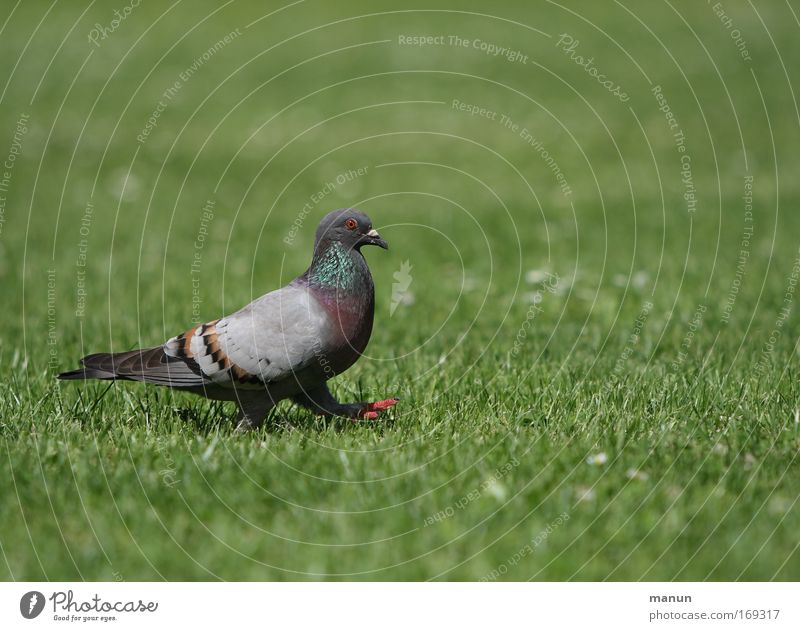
[1,0,799,580]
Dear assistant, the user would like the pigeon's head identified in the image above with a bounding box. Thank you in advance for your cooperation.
[315,209,388,251]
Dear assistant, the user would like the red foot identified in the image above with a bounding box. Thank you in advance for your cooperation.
[360,397,400,420]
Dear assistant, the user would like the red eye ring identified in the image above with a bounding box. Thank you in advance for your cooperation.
[344,218,357,230]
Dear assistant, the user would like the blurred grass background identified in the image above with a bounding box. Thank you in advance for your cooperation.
[0,0,799,580]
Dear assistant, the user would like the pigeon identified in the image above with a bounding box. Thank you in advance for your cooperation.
[58,209,399,430]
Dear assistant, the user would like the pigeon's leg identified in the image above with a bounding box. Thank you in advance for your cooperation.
[233,393,274,431]
[292,383,399,420]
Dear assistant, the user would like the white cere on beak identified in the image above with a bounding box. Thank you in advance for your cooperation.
[367,229,380,237]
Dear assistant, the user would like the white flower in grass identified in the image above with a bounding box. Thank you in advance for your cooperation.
[107,168,141,202]
[399,291,415,306]
[586,452,608,466]
[666,485,682,500]
[552,274,573,295]
[768,495,791,515]
[626,468,649,481]
[525,269,561,294]
[632,271,650,290]
[485,479,508,501]
[522,291,543,304]
[712,443,728,455]
[525,269,550,284]
[463,275,480,292]
[611,271,649,290]
[576,486,596,502]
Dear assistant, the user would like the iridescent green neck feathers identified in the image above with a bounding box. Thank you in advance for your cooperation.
[308,241,363,290]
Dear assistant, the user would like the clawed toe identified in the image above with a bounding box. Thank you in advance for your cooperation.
[359,397,400,419]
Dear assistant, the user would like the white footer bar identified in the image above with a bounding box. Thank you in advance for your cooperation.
[1,582,796,630]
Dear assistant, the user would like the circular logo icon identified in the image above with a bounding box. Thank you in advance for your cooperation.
[20,591,45,619]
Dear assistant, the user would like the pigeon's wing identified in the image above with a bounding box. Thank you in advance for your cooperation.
[164,284,330,388]
[58,346,210,388]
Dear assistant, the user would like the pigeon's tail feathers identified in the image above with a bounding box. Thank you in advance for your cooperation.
[58,365,117,380]
[58,347,207,388]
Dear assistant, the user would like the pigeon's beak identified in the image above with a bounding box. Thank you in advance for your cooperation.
[363,228,388,250]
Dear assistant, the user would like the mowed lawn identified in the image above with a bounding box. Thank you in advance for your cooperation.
[1,1,799,580]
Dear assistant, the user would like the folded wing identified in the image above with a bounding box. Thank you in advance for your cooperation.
[164,284,330,389]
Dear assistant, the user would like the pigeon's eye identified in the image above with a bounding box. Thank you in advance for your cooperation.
[344,218,358,230]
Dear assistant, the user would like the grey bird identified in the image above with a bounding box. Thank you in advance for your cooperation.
[58,209,399,430]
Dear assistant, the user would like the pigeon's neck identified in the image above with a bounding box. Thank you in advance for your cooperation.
[306,240,370,292]
[304,239,375,358]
